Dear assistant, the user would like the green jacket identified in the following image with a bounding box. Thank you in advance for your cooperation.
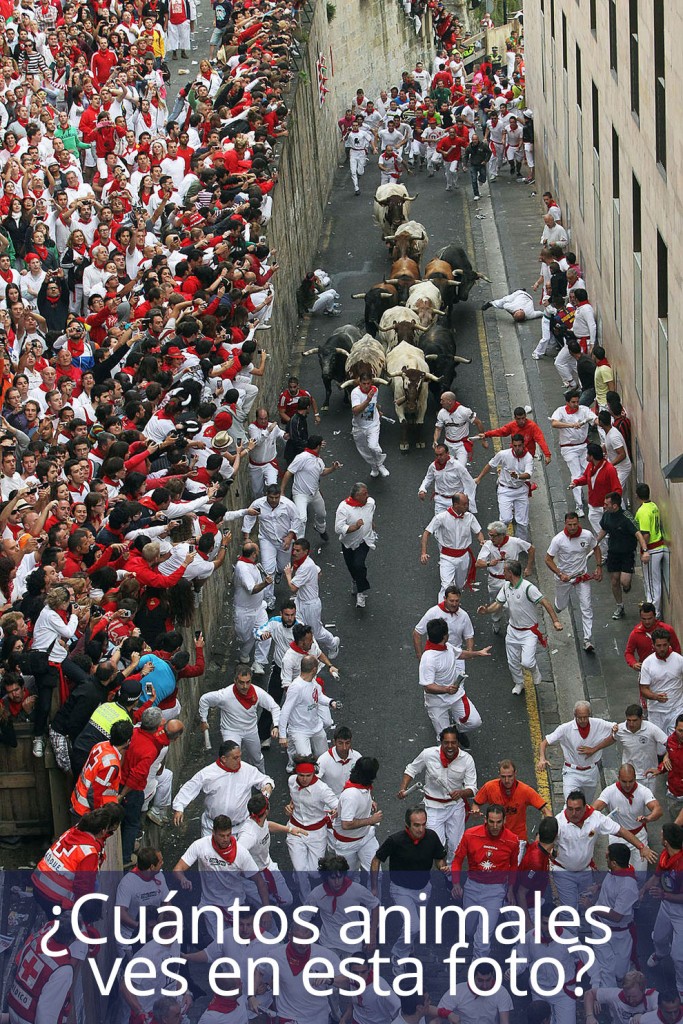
[55,124,90,153]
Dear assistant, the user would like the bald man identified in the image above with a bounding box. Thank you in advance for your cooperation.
[482,290,544,323]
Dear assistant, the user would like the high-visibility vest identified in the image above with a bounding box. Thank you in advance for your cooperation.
[8,925,76,1024]
[71,740,121,816]
[89,701,130,740]
[32,827,103,908]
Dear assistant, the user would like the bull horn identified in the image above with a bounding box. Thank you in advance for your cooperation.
[335,347,350,355]
[302,348,318,356]
[454,355,473,364]
[476,272,491,282]
[386,372,402,378]
[373,377,389,385]
[432,308,447,316]
[351,292,366,299]
[384,279,400,285]
[385,234,396,241]
[424,354,439,362]
[339,379,357,390]
[413,324,429,332]
[406,194,418,201]
[380,291,396,297]
[424,372,442,382]
[452,269,464,279]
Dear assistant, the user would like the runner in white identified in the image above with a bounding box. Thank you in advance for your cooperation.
[346,118,375,195]
[478,559,563,694]
[247,409,285,497]
[328,755,382,869]
[232,541,272,673]
[265,918,345,1024]
[546,511,602,653]
[335,482,377,608]
[584,971,658,1024]
[610,704,668,783]
[350,373,390,477]
[515,903,585,1024]
[586,843,640,987]
[639,631,683,735]
[420,493,484,599]
[476,522,534,634]
[538,701,616,802]
[433,391,488,465]
[285,757,338,898]
[437,963,514,1024]
[550,391,598,517]
[283,537,339,657]
[280,434,341,541]
[418,443,477,514]
[309,852,380,954]
[114,846,168,956]
[198,665,280,772]
[413,585,474,664]
[398,726,476,856]
[418,617,490,739]
[474,434,533,541]
[238,792,302,907]
[279,655,341,764]
[242,488,302,610]
[316,724,362,795]
[593,764,662,872]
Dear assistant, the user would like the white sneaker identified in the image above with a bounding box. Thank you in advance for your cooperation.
[511,682,525,695]
[328,637,340,659]
[492,622,501,634]
[532,352,542,360]
[532,665,542,686]
[251,661,266,674]
[370,469,379,477]
[378,465,390,477]
[32,737,44,758]
[575,507,585,518]
[356,593,367,608]
[146,808,170,826]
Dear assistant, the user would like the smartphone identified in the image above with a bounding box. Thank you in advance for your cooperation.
[194,629,202,641]
[188,543,195,552]
[145,680,154,698]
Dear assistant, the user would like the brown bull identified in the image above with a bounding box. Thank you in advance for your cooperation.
[385,257,421,303]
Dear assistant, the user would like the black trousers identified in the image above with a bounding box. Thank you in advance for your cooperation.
[342,542,370,593]
[121,789,145,864]
[258,664,283,739]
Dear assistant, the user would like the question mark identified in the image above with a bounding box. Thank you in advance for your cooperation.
[568,944,596,996]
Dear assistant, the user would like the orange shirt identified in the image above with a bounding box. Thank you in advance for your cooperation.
[474,779,547,839]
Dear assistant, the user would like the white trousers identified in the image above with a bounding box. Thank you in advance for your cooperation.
[293,489,326,533]
[488,149,501,178]
[352,422,386,471]
[462,880,506,958]
[426,149,442,174]
[524,141,535,169]
[328,828,378,870]
[497,485,530,536]
[552,869,593,912]
[311,289,339,314]
[142,768,173,813]
[443,439,468,464]
[409,139,426,162]
[233,604,270,662]
[350,150,366,189]
[533,313,554,357]
[425,799,466,858]
[259,536,291,606]
[561,764,599,803]
[445,159,459,187]
[588,505,608,556]
[532,994,576,1024]
[652,901,683,993]
[643,546,667,617]
[287,728,329,762]
[488,578,506,624]
[554,579,593,641]
[294,596,336,655]
[286,827,329,897]
[559,444,588,510]
[424,694,482,738]
[505,626,540,688]
[437,551,472,599]
[648,704,682,736]
[222,726,264,773]
[248,461,278,499]
[555,346,580,386]
[389,881,431,959]
[591,925,632,987]
[615,460,632,489]
[166,20,191,50]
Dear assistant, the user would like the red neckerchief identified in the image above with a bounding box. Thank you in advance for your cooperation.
[215,757,239,774]
[565,805,594,826]
[447,401,460,413]
[656,651,671,661]
[447,507,465,519]
[304,448,319,456]
[346,496,365,507]
[55,608,70,624]
[291,555,307,571]
[323,876,352,912]
[433,459,448,471]
[612,866,636,876]
[595,358,610,366]
[233,684,258,710]
[577,722,590,739]
[563,528,581,539]
[439,747,457,768]
[564,405,577,415]
[344,781,371,791]
[285,942,311,976]
[0,268,12,283]
[657,1012,683,1024]
[237,556,255,565]
[211,835,237,863]
[541,926,562,944]
[296,775,318,789]
[404,827,421,846]
[425,641,447,651]
[289,642,308,655]
[615,781,638,805]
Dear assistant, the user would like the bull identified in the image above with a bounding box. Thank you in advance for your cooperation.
[378,306,427,351]
[384,220,429,266]
[373,183,418,240]
[351,282,398,337]
[434,243,491,303]
[340,334,388,391]
[302,323,362,410]
[406,280,446,327]
[416,321,472,396]
[384,257,421,304]
[386,341,441,451]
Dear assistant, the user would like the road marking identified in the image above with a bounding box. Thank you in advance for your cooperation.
[463,198,552,807]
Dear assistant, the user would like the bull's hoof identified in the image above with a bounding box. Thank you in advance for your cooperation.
[400,444,410,452]
[416,442,426,449]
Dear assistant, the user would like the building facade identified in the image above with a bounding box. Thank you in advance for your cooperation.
[524,0,681,622]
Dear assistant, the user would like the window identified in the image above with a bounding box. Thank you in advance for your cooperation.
[593,149,601,271]
[609,0,618,74]
[612,128,620,198]
[576,44,582,107]
[550,0,555,38]
[541,9,547,97]
[654,0,666,170]
[590,0,596,34]
[562,13,567,69]
[629,0,639,117]
[577,108,585,217]
[591,81,599,153]
[612,130,621,332]
[657,232,669,465]
[632,174,642,401]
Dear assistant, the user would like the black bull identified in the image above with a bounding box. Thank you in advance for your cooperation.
[416,322,471,396]
[302,324,363,409]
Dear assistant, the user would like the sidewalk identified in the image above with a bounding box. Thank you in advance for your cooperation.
[475,171,654,811]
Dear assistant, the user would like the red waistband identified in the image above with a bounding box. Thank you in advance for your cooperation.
[425,794,458,803]
[648,539,666,550]
[289,815,329,831]
[442,546,471,557]
[332,828,362,843]
[564,762,595,771]
[249,457,278,467]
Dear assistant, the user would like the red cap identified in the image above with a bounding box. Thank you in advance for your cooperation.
[214,411,233,429]
[166,346,184,358]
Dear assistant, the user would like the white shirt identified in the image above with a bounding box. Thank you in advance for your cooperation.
[414,604,474,649]
[488,448,533,489]
[32,606,78,664]
[335,496,376,549]
[160,154,186,190]
[179,834,259,906]
[237,814,274,870]
[198,683,280,735]
[255,615,296,668]
[572,301,597,343]
[594,870,639,927]
[248,421,285,464]
[280,675,332,736]
[404,745,477,804]
[266,942,341,1024]
[515,929,578,987]
[349,977,400,1024]
[551,403,597,445]
[351,384,380,426]
[594,986,658,1024]
[596,781,656,839]
[288,774,337,827]
[599,425,632,475]
[495,578,543,630]
[640,651,683,718]
[290,555,321,603]
[426,508,481,552]
[309,879,380,952]
[436,402,476,443]
[438,982,513,1024]
[172,760,274,827]
[335,784,373,841]
[316,746,362,795]
[233,559,266,612]
[242,495,302,545]
[419,456,477,505]
[114,871,169,939]
[478,536,531,582]
[288,450,325,495]
[547,528,598,577]
[614,720,667,779]
[553,806,621,871]
[281,639,324,687]
[545,717,616,768]
[419,643,465,707]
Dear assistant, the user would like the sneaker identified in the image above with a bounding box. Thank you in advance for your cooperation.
[512,682,525,695]
[531,352,541,360]
[612,605,625,620]
[583,638,595,653]
[354,189,360,195]
[356,592,367,608]
[532,665,542,686]
[260,738,271,750]
[481,301,492,311]
[323,309,341,317]
[32,737,44,758]
[251,661,266,674]
[274,571,283,585]
[328,637,341,659]
[489,174,497,181]
[516,175,525,181]
[646,953,662,969]
[146,808,170,826]
[445,185,452,191]
[378,465,390,477]
[317,530,329,542]
[370,469,379,477]
[575,507,585,518]
[492,622,501,635]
